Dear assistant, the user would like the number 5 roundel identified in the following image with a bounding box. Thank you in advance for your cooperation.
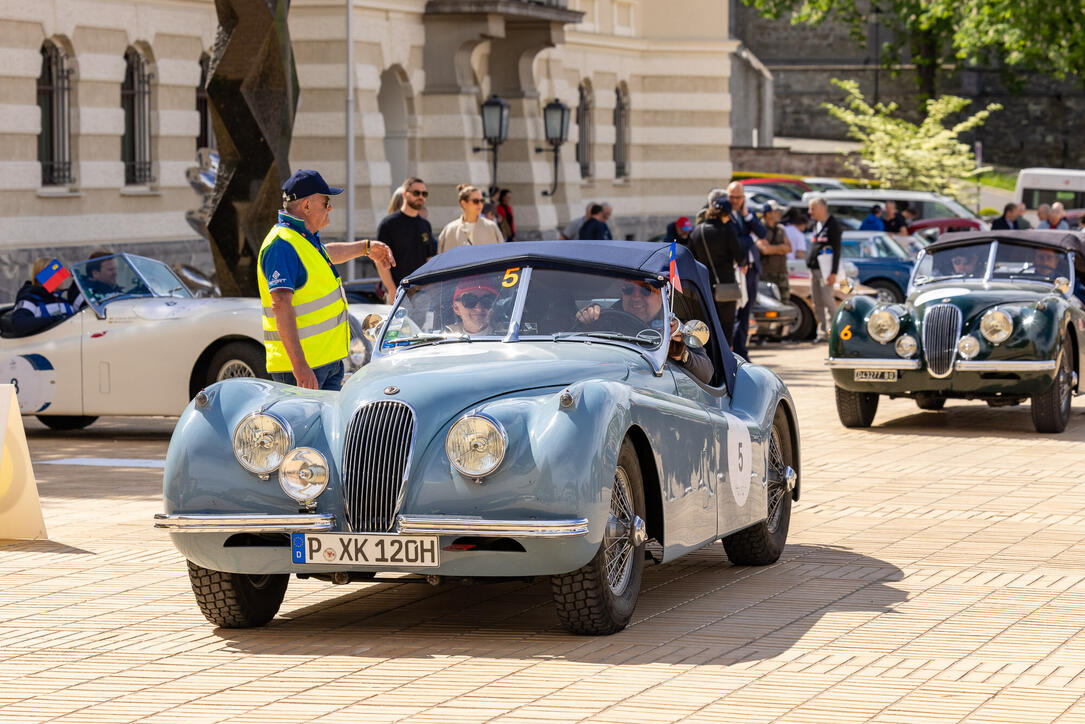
[721,412,753,507]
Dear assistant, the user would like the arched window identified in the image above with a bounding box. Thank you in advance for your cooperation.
[613,85,630,179]
[121,46,153,185]
[37,40,73,186]
[196,52,216,151]
[575,82,593,179]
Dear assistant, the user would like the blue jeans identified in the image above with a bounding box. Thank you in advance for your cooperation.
[732,270,758,360]
[271,359,344,391]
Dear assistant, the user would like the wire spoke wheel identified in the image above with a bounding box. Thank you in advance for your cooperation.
[766,426,787,534]
[217,359,256,380]
[604,465,636,595]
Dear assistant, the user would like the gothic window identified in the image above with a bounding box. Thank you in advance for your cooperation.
[576,82,593,179]
[121,46,153,185]
[37,41,73,186]
[613,85,630,179]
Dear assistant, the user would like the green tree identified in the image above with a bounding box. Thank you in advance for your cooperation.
[823,79,1000,201]
[742,0,957,99]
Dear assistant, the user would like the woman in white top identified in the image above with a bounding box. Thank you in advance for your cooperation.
[437,184,505,253]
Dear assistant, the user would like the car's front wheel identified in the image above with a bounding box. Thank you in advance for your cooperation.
[1031,345,1073,433]
[551,438,647,635]
[722,406,794,565]
[36,415,97,430]
[835,386,879,427]
[187,560,288,628]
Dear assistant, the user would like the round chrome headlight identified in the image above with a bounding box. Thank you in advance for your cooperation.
[980,309,1013,344]
[958,335,980,360]
[895,334,917,358]
[279,447,329,502]
[233,412,292,475]
[867,308,901,344]
[446,414,507,478]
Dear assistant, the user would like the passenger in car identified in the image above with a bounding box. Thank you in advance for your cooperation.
[8,257,75,336]
[446,276,499,335]
[945,248,983,277]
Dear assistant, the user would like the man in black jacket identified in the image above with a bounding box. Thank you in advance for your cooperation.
[807,197,842,341]
[991,202,1019,230]
[689,193,745,348]
[579,204,613,240]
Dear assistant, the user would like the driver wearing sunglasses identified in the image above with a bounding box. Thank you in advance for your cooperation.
[448,277,499,335]
[576,280,665,327]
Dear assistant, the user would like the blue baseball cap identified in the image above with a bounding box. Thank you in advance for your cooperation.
[282,169,343,203]
[711,197,732,213]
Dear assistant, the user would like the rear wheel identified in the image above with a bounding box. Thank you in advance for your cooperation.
[722,407,794,565]
[551,438,646,635]
[36,415,97,430]
[1031,345,1073,433]
[187,560,288,628]
[207,342,268,385]
[835,386,879,427]
[866,279,904,303]
[915,393,946,411]
[788,296,816,341]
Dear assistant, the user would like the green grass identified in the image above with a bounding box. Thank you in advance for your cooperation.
[978,171,1017,192]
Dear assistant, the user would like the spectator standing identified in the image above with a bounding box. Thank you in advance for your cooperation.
[665,216,694,246]
[562,202,593,240]
[495,189,515,240]
[726,181,767,360]
[859,204,885,231]
[757,201,792,304]
[481,202,499,223]
[901,206,918,229]
[807,197,842,342]
[1014,202,1032,229]
[991,202,1019,230]
[386,187,404,215]
[1037,204,1052,227]
[438,185,504,253]
[376,176,434,287]
[694,189,724,226]
[784,210,809,260]
[883,201,906,234]
[689,193,745,348]
[579,204,613,240]
[1046,202,1070,230]
[601,203,614,238]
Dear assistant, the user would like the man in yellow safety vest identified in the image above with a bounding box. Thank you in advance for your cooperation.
[258,169,395,390]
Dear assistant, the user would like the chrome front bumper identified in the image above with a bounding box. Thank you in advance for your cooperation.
[827,357,922,370]
[828,357,1058,373]
[153,513,590,538]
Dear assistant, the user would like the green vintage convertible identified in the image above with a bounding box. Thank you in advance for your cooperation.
[828,230,1085,433]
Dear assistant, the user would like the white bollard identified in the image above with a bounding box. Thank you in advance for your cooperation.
[0,384,47,541]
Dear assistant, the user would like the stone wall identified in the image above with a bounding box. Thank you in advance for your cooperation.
[729,145,862,178]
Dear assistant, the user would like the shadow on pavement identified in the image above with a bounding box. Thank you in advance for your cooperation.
[0,539,94,554]
[864,405,1085,442]
[213,544,905,665]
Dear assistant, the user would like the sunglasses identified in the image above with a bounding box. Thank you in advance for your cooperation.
[310,197,332,210]
[457,293,496,309]
[951,256,970,265]
[408,189,429,198]
[621,285,654,297]
[466,197,484,205]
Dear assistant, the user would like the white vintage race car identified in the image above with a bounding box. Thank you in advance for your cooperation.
[0,253,387,430]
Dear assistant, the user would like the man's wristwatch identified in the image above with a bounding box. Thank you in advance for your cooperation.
[680,348,690,365]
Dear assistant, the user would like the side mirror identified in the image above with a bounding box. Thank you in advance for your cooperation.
[1054,276,1071,295]
[361,313,385,342]
[681,319,710,349]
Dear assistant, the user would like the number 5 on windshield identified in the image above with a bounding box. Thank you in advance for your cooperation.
[502,268,520,288]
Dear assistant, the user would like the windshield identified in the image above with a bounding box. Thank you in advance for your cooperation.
[914,241,1071,285]
[71,254,192,311]
[381,267,668,351]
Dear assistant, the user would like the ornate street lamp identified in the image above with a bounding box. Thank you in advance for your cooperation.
[536,98,570,197]
[473,94,509,198]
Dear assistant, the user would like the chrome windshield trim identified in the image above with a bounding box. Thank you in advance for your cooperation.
[503,265,532,342]
[827,357,922,370]
[955,360,1058,372]
[153,513,335,532]
[396,514,589,538]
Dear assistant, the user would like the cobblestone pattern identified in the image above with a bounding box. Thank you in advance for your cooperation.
[3,343,1085,722]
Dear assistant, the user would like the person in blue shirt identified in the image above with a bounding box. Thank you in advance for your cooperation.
[578,204,613,240]
[726,182,767,360]
[859,204,886,231]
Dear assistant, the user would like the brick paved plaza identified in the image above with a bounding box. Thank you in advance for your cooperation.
[3,342,1085,723]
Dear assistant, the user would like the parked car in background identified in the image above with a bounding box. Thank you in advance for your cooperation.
[1014,167,1085,210]
[0,254,388,429]
[739,178,809,201]
[744,185,796,209]
[907,217,983,236]
[787,259,874,340]
[837,231,917,303]
[828,230,1085,433]
[802,177,848,192]
[155,241,802,635]
[801,190,985,229]
[753,282,801,341]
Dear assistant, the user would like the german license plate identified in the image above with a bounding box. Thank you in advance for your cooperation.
[854,369,897,382]
[291,533,439,567]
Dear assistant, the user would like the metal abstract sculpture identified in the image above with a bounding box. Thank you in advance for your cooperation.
[187,0,298,297]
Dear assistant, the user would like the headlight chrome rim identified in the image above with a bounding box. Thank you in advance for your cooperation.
[446,412,508,479]
[895,334,918,358]
[958,335,981,360]
[279,447,330,503]
[980,308,1013,344]
[867,308,901,344]
[232,411,293,475]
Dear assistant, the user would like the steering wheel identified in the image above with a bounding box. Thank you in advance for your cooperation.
[589,308,652,336]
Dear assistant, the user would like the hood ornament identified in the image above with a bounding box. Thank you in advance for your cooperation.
[384,386,399,395]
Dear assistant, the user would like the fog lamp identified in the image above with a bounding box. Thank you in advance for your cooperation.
[958,335,980,360]
[895,334,917,358]
[279,447,329,503]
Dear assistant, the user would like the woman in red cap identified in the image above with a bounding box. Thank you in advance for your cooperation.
[447,276,500,335]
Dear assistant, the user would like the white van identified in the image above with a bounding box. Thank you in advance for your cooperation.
[1014,168,1085,210]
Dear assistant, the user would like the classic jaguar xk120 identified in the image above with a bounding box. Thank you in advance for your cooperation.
[155,241,800,634]
[829,230,1085,433]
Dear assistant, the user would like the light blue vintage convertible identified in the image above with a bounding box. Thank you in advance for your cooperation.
[155,241,800,634]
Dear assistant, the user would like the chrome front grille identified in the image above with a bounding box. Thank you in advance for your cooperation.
[922,304,962,378]
[341,400,415,532]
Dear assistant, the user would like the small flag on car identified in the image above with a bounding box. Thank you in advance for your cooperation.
[35,259,70,293]
[668,241,682,294]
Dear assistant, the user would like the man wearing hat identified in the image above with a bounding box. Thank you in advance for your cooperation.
[258,169,395,390]
[689,190,745,348]
[665,216,694,246]
[756,200,792,303]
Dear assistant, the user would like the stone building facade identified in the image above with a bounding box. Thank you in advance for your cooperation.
[0,0,771,299]
[730,0,1085,171]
